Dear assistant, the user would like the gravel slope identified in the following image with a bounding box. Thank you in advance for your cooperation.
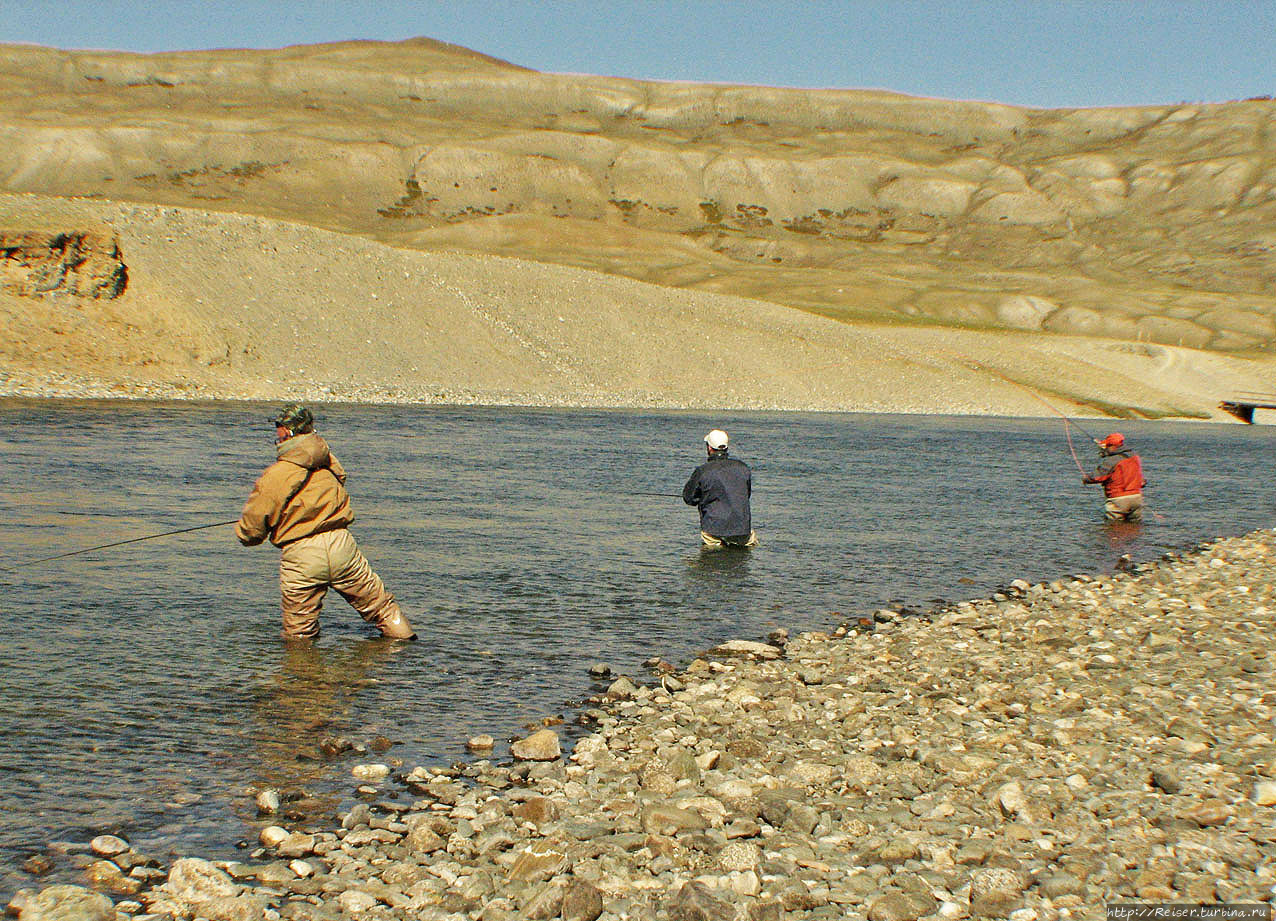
[2,194,1272,419]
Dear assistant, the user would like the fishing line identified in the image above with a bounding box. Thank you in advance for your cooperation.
[26,519,240,565]
[957,356,1101,473]
[960,357,1101,441]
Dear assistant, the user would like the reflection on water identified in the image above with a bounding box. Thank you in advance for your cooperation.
[248,639,407,800]
[0,400,1274,890]
[1100,519,1145,547]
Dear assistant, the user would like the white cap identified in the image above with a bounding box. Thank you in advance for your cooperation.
[704,429,729,450]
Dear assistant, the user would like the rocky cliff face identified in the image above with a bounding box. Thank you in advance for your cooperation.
[0,231,127,299]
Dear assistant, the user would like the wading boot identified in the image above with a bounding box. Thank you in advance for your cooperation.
[379,609,417,641]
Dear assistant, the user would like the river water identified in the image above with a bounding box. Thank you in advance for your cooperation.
[1,400,1273,891]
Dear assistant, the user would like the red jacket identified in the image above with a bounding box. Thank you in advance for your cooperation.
[1086,451,1145,498]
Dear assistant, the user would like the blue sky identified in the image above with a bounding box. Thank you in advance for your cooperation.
[1,0,1272,109]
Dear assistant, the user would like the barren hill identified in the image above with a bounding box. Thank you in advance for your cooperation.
[1,38,1273,417]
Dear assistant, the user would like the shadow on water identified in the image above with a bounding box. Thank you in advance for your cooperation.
[685,546,754,577]
[1,400,1274,889]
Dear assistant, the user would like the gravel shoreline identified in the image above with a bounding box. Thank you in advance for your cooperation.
[0,368,1008,415]
[0,371,1075,417]
[13,530,1276,921]
[0,375,1225,421]
[0,374,1034,416]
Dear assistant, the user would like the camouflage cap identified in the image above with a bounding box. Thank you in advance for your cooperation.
[272,403,314,434]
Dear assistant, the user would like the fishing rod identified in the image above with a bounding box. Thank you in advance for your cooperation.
[627,491,682,498]
[961,358,1167,520]
[1009,391,1107,483]
[27,519,239,565]
[997,388,1145,495]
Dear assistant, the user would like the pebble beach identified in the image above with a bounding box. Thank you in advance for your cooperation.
[13,528,1276,921]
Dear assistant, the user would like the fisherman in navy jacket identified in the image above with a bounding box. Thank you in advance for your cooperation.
[683,429,758,548]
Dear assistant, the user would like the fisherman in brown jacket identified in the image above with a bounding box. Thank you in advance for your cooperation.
[236,404,416,641]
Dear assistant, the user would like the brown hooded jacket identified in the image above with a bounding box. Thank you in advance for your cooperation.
[236,433,354,547]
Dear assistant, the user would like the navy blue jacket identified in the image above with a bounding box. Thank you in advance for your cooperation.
[683,453,752,537]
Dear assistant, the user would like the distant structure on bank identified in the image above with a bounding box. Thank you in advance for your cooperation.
[1219,393,1276,424]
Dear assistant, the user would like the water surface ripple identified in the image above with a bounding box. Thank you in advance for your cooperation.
[1,401,1273,890]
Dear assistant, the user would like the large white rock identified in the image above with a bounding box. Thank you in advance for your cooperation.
[351,763,390,782]
[511,728,561,761]
[1254,781,1276,806]
[707,640,781,660]
[337,890,379,915]
[17,885,114,921]
[88,835,129,858]
[996,781,1028,818]
[258,826,289,848]
[255,789,281,814]
[162,857,239,903]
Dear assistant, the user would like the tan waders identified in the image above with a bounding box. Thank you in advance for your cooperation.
[1104,494,1145,523]
[700,530,759,549]
[278,528,415,640]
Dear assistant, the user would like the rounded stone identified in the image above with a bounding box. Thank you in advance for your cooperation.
[21,855,54,876]
[790,760,836,786]
[88,835,128,858]
[83,859,140,895]
[719,841,761,872]
[351,763,390,782]
[971,867,1025,917]
[511,729,561,761]
[163,857,240,902]
[869,891,936,921]
[337,890,379,914]
[259,826,290,848]
[19,885,113,921]
[562,879,604,921]
[288,860,314,878]
[606,676,638,700]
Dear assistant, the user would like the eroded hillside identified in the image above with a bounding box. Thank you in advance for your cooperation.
[2,38,1274,353]
[0,38,1273,416]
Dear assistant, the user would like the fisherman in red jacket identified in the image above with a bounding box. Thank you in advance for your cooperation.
[1082,432,1147,522]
